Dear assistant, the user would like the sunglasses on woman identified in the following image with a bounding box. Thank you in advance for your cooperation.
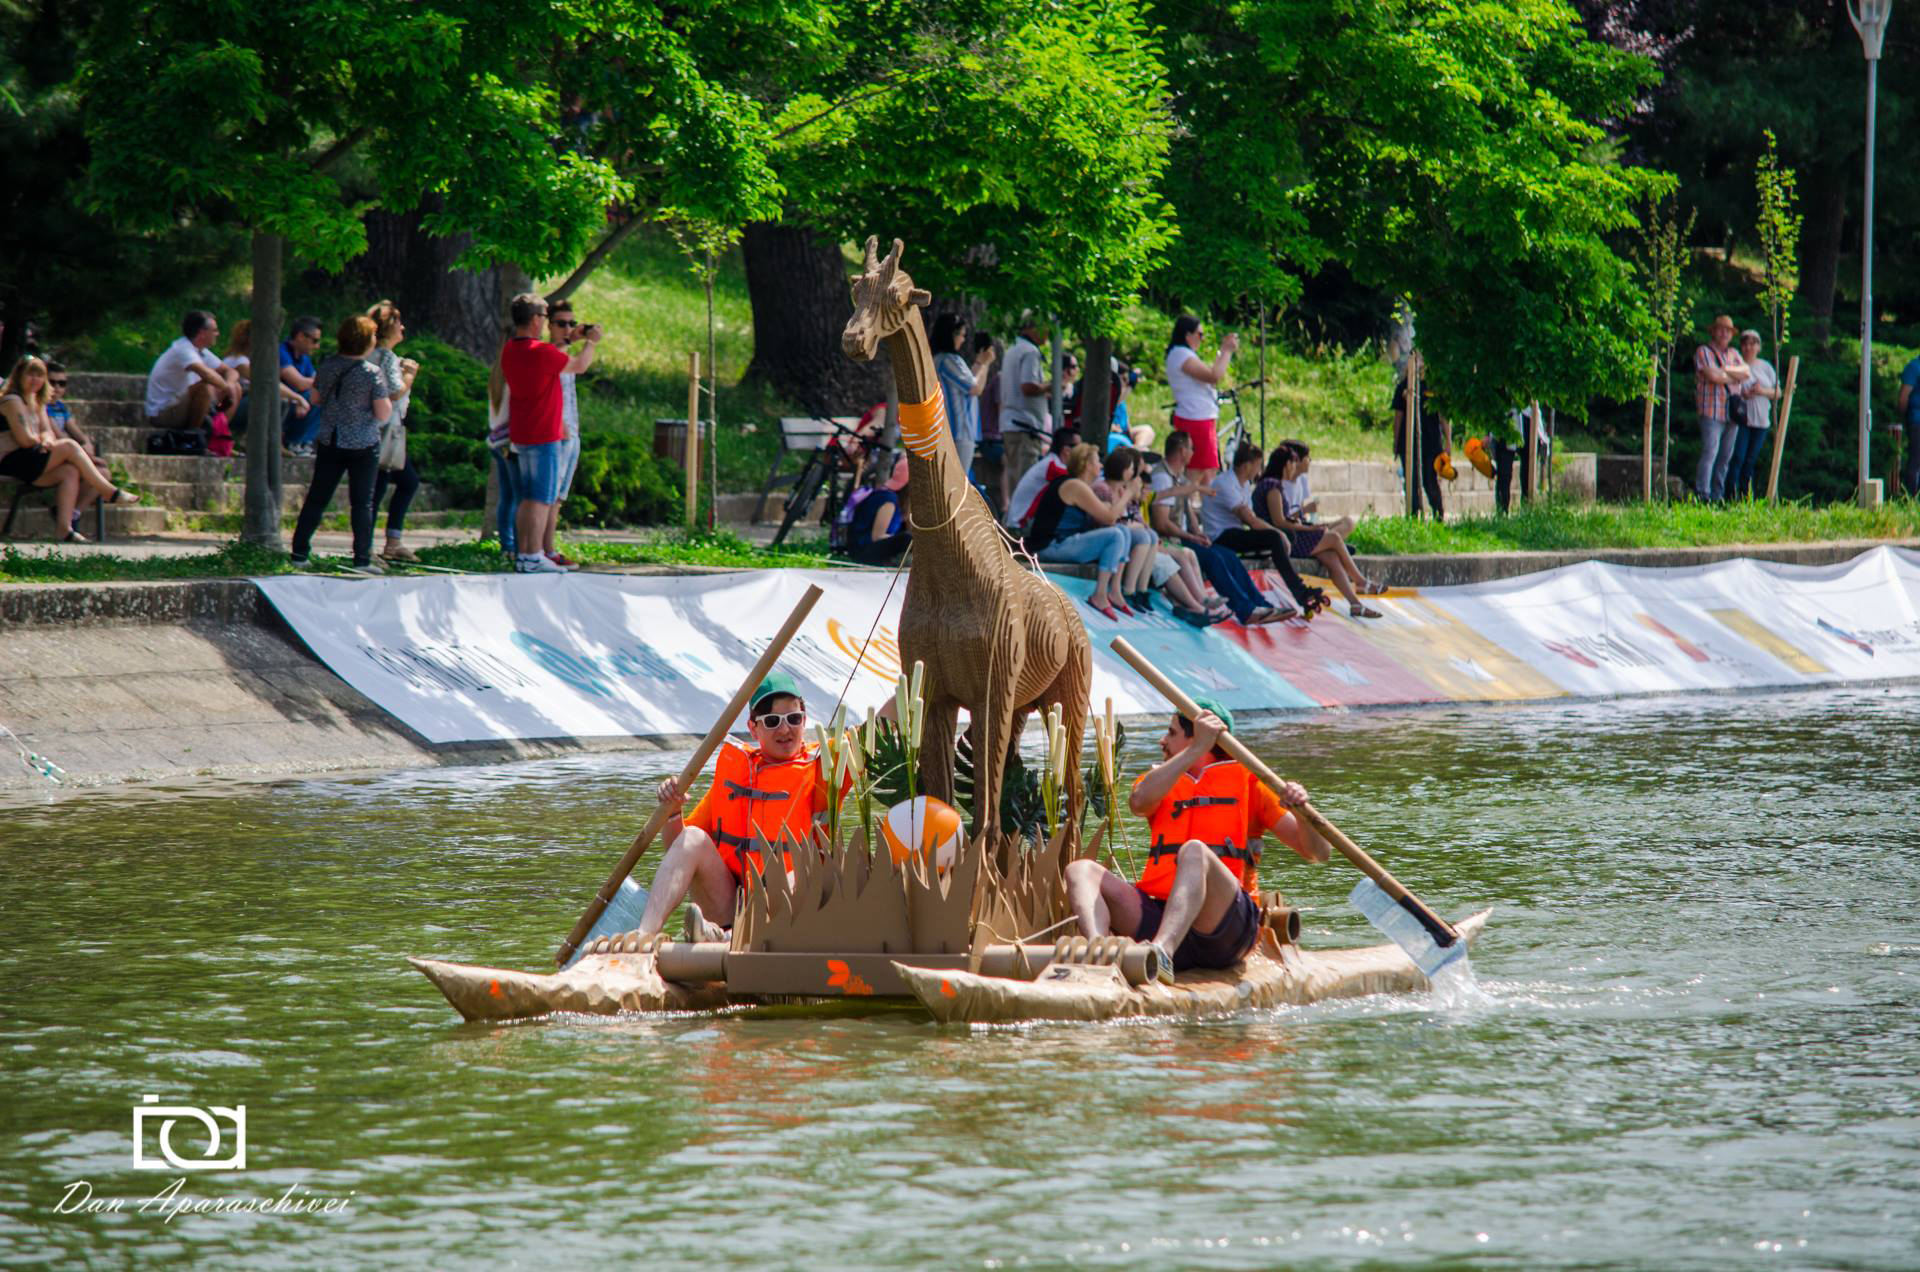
[756,710,806,730]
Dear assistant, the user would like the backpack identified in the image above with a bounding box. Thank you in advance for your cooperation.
[205,410,234,457]
[146,428,207,456]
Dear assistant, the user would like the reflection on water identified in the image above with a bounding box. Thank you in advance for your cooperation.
[3,685,1918,1269]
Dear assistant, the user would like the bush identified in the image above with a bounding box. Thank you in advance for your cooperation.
[403,332,492,507]
[563,433,683,526]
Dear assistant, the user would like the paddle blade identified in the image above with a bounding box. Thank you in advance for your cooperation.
[1348,877,1465,979]
[562,876,651,969]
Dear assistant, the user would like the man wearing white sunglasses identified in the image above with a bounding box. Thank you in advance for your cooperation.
[633,672,836,942]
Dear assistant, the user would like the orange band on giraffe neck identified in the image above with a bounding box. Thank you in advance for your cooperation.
[897,392,947,459]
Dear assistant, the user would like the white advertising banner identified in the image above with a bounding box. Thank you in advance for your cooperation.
[253,548,1920,745]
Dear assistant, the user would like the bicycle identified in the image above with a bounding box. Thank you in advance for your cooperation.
[1211,378,1265,462]
[771,412,885,547]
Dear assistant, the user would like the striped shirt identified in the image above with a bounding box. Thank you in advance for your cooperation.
[1695,343,1733,421]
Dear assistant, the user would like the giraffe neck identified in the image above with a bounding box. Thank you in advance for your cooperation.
[882,316,972,541]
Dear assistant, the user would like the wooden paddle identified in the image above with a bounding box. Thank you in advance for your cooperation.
[1109,637,1461,954]
[554,582,825,968]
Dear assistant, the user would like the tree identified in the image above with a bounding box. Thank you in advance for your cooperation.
[1754,129,1801,358]
[1151,0,1671,429]
[77,0,625,546]
[1632,194,1696,499]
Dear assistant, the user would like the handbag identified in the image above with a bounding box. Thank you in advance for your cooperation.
[145,428,207,456]
[378,419,408,471]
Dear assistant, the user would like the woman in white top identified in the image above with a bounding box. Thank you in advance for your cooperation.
[365,300,422,561]
[1725,329,1782,501]
[1163,313,1239,485]
[0,355,139,541]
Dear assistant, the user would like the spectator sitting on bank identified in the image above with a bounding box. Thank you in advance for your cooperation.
[365,300,423,562]
[1146,430,1290,625]
[1024,441,1140,621]
[500,291,599,574]
[1724,329,1780,501]
[287,316,391,572]
[931,313,995,485]
[145,309,241,434]
[43,361,97,464]
[280,317,321,455]
[845,450,913,567]
[1099,362,1140,455]
[1277,438,1353,538]
[1005,425,1081,531]
[1201,441,1327,616]
[1096,445,1224,627]
[1693,314,1751,502]
[2,355,137,541]
[1257,444,1383,619]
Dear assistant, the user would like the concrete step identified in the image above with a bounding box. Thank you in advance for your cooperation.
[64,398,148,430]
[716,491,828,526]
[108,452,317,485]
[128,478,328,513]
[65,372,146,401]
[2,501,168,540]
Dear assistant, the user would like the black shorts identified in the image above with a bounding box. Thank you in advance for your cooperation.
[0,446,51,484]
[1134,887,1260,972]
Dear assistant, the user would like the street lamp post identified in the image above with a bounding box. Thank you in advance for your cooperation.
[1848,0,1893,507]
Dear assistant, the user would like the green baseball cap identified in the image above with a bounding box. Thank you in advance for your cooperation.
[1187,694,1234,736]
[750,670,804,715]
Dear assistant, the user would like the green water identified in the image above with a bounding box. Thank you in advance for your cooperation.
[3,687,1918,1270]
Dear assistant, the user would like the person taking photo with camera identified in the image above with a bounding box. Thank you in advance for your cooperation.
[499,292,600,573]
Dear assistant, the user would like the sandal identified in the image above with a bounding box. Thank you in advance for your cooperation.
[62,530,90,544]
[1359,578,1389,596]
[104,487,141,506]
[1349,602,1383,619]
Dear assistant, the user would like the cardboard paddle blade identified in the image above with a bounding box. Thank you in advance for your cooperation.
[562,876,651,969]
[1348,877,1465,979]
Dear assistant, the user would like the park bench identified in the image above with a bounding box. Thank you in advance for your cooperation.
[3,479,108,542]
[753,415,863,523]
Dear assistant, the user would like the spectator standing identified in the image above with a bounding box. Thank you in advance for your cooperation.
[1200,441,1324,616]
[931,313,994,484]
[3,356,136,540]
[1724,330,1780,500]
[280,317,322,455]
[1145,431,1286,625]
[1693,314,1751,501]
[1899,350,1920,495]
[973,332,1005,513]
[1164,315,1238,487]
[545,299,597,570]
[145,310,241,432]
[364,301,422,561]
[499,292,598,574]
[998,314,1064,503]
[486,361,517,558]
[287,316,392,571]
[1023,442,1140,621]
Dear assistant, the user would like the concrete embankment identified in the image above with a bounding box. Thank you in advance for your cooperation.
[0,579,681,795]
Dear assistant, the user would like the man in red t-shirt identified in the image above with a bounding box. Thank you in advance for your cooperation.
[498,293,599,573]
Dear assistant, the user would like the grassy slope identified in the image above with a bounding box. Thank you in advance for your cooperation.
[1348,498,1920,555]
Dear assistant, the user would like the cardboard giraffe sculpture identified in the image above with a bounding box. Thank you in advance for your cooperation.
[840,236,1091,835]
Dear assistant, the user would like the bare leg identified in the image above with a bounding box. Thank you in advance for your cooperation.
[1170,545,1205,598]
[1122,538,1153,594]
[514,498,550,558]
[1159,570,1208,613]
[1311,543,1363,606]
[541,501,561,555]
[185,381,216,430]
[635,827,739,938]
[38,439,118,499]
[1322,530,1378,592]
[50,468,80,537]
[1066,858,1145,938]
[1150,839,1245,954]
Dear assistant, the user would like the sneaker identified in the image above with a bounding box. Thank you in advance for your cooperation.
[544,551,579,572]
[516,553,565,574]
[1172,605,1213,629]
[381,541,417,561]
[682,903,728,944]
[353,558,386,575]
[287,553,311,569]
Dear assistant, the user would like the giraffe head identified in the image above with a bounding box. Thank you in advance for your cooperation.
[842,236,931,362]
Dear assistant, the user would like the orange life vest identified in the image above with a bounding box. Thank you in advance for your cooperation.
[1135,760,1264,900]
[707,740,824,879]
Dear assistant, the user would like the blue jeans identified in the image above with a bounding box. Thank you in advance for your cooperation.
[1191,542,1266,622]
[372,458,420,535]
[1038,525,1131,574]
[1695,414,1739,501]
[286,401,321,449]
[1724,426,1770,501]
[491,446,519,553]
[557,433,582,503]
[516,440,564,505]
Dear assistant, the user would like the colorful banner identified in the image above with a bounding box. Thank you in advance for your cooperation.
[253,547,1920,745]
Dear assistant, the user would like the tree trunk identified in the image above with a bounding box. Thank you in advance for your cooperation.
[1082,336,1113,442]
[1802,158,1848,346]
[740,220,888,413]
[243,231,286,549]
[350,205,522,362]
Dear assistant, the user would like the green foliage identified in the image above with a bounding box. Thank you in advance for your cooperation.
[1154,0,1670,428]
[1754,131,1801,355]
[953,723,1047,838]
[562,435,684,528]
[1346,496,1920,555]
